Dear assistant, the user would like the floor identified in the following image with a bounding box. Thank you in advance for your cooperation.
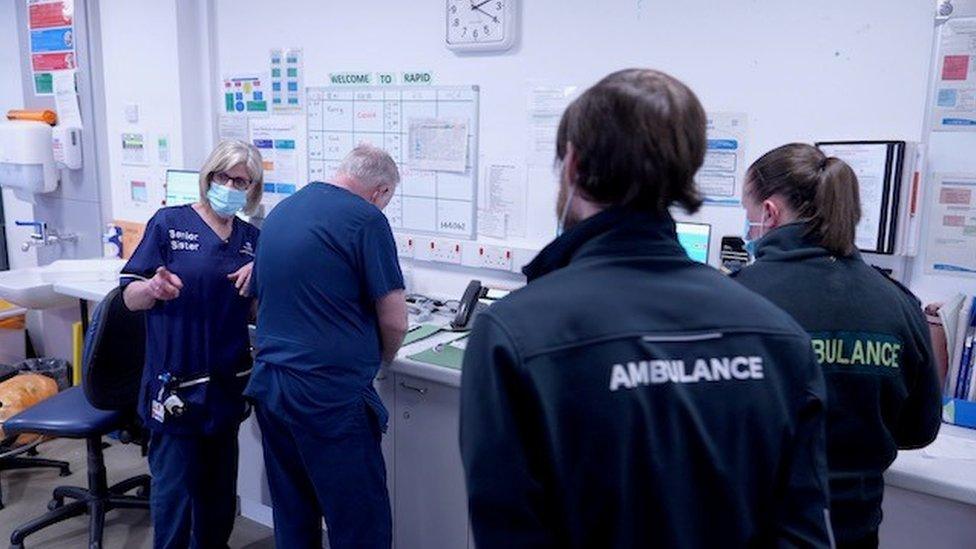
[0,437,274,548]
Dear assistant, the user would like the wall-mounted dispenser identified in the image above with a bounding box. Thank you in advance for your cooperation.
[0,120,60,202]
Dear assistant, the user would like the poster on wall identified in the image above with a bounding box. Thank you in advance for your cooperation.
[26,0,75,95]
[249,116,299,212]
[932,19,976,130]
[222,74,268,114]
[526,83,578,166]
[698,112,748,206]
[270,48,304,112]
[925,173,976,276]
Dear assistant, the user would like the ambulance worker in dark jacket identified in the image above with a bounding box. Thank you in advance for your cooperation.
[459,69,834,549]
[733,143,941,548]
[121,140,262,549]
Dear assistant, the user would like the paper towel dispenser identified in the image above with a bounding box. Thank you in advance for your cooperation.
[0,120,60,201]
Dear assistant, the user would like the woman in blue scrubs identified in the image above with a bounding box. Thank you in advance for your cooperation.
[120,139,263,549]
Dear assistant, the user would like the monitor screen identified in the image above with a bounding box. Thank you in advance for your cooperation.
[165,170,199,206]
[676,222,711,264]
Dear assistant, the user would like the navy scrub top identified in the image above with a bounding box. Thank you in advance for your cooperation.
[121,205,260,435]
[245,182,404,435]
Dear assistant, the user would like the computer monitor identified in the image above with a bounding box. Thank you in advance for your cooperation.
[676,222,711,264]
[165,169,199,206]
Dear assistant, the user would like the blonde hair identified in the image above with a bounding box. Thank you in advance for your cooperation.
[198,139,264,215]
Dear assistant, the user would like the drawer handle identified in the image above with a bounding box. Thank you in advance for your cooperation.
[399,381,428,396]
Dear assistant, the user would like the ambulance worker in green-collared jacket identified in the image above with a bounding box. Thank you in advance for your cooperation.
[733,143,942,549]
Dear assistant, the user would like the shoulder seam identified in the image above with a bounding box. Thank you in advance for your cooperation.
[479,311,526,367]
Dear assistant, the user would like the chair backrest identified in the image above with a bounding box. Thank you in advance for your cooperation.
[82,286,146,411]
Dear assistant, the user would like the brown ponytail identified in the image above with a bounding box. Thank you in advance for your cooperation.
[812,157,860,255]
[746,143,862,256]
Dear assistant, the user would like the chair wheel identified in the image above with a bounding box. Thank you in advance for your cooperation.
[48,497,64,511]
[11,543,24,549]
[59,467,72,477]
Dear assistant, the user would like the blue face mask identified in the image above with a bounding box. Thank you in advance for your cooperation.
[207,184,247,218]
[742,212,767,258]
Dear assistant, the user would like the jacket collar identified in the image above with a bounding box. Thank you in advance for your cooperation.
[522,207,686,282]
[753,221,860,262]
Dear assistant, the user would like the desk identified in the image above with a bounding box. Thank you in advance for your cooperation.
[52,280,116,334]
[880,425,976,547]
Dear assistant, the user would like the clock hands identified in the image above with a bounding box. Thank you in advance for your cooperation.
[469,0,499,22]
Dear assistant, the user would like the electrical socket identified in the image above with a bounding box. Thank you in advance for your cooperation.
[478,245,513,271]
[394,234,415,258]
[428,238,462,264]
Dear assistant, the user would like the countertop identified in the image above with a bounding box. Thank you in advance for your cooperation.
[51,283,976,507]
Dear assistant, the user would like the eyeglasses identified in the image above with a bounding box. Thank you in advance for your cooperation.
[213,172,253,191]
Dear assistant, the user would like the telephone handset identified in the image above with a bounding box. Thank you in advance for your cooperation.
[451,280,488,331]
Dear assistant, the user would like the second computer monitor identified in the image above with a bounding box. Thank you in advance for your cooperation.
[676,222,711,264]
[165,169,199,207]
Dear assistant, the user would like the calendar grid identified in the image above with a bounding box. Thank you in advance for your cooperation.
[306,86,479,238]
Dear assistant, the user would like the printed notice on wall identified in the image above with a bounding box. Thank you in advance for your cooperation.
[217,115,249,142]
[52,69,81,127]
[407,118,468,172]
[933,19,976,130]
[478,159,527,238]
[925,174,976,276]
[698,112,748,206]
[526,83,578,166]
[27,0,75,95]
[121,132,147,166]
[223,74,268,114]
[249,116,299,212]
[270,48,303,112]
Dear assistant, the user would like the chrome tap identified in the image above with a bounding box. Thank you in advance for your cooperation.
[16,220,78,252]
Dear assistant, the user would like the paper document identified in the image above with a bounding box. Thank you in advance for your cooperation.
[819,143,889,252]
[218,115,249,141]
[121,132,147,165]
[52,69,81,127]
[407,118,468,172]
[478,160,527,238]
[941,293,967,367]
[249,116,300,212]
[526,84,577,165]
[698,113,748,205]
[932,19,976,131]
[924,174,976,275]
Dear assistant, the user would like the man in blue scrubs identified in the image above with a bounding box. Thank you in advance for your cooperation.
[247,145,408,549]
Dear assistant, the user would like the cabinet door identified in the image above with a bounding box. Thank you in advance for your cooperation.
[394,376,469,549]
[374,369,396,502]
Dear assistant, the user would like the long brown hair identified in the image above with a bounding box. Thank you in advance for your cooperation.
[746,143,861,256]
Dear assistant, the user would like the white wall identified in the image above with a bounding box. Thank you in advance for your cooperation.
[0,0,39,269]
[99,0,186,223]
[211,0,948,299]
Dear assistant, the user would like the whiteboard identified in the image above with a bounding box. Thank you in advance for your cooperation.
[306,86,479,238]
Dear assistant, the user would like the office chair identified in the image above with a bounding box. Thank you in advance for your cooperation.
[4,286,150,549]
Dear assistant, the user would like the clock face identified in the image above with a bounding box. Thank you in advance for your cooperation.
[446,0,510,47]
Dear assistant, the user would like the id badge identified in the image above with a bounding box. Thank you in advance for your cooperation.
[151,399,166,423]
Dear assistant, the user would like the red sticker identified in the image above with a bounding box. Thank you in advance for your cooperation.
[943,55,970,81]
[31,51,75,71]
[944,215,966,228]
[940,187,972,205]
[29,2,72,29]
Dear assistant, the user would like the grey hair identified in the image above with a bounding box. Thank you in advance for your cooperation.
[199,139,264,215]
[337,144,400,189]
